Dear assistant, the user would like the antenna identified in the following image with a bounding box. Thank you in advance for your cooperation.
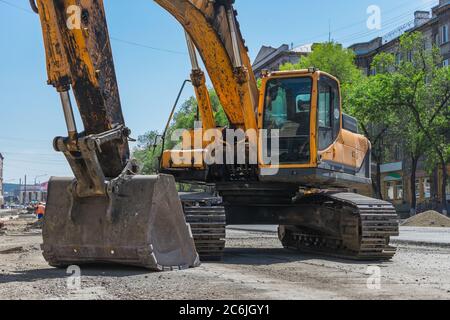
[328,19,331,42]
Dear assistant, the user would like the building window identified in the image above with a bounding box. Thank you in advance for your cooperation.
[415,179,421,199]
[387,182,395,200]
[446,181,450,201]
[435,33,440,45]
[423,178,431,199]
[396,181,404,200]
[407,51,412,62]
[386,181,404,201]
[441,25,449,44]
[443,59,449,67]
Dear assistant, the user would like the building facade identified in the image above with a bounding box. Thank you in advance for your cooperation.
[16,182,48,205]
[350,2,450,75]
[350,1,450,215]
[252,43,312,78]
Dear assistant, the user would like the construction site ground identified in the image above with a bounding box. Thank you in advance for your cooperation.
[0,213,449,300]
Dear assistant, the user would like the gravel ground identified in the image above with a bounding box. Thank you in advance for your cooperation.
[0,217,449,300]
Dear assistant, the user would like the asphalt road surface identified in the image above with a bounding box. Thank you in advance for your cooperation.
[0,216,449,300]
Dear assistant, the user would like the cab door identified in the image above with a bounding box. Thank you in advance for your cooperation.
[317,75,344,168]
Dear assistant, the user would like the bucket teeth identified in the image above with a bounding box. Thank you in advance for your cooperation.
[42,175,200,271]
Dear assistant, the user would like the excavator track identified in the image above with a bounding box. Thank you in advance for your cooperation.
[184,206,226,261]
[180,193,226,261]
[279,193,399,261]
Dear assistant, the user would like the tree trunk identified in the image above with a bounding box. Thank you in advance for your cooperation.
[375,161,383,200]
[432,166,439,211]
[441,161,448,216]
[371,145,384,200]
[410,156,419,216]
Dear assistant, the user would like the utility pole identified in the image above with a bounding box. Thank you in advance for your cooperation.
[19,178,21,205]
[24,175,27,205]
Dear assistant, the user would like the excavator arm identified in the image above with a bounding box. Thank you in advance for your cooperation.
[35,0,130,195]
[155,0,259,131]
[32,0,199,271]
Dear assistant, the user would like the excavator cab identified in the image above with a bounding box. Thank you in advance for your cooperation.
[258,70,372,191]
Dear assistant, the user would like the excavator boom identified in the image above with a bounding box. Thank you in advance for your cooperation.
[155,0,259,131]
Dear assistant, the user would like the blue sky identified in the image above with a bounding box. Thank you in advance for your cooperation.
[0,0,438,183]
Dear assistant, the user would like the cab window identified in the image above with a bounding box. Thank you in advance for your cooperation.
[318,76,340,150]
[263,77,312,164]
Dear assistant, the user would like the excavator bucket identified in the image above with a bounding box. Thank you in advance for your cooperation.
[41,175,200,271]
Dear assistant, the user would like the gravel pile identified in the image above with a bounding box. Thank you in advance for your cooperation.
[402,211,450,228]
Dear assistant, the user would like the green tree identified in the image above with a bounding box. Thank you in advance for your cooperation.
[133,130,162,174]
[371,32,450,214]
[280,42,363,111]
[280,42,361,84]
[134,89,229,175]
[345,74,398,199]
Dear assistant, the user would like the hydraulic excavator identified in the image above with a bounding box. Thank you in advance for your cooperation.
[156,0,400,261]
[30,0,399,270]
[31,0,199,271]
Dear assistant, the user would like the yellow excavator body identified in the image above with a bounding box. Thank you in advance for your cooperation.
[29,0,398,268]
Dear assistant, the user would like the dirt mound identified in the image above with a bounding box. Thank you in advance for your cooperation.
[402,211,450,228]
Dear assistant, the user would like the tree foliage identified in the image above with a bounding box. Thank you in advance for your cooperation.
[280,42,362,85]
[345,73,398,198]
[133,89,228,175]
[350,32,450,212]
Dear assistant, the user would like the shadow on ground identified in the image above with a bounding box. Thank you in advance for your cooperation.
[0,247,393,285]
[0,265,152,284]
[220,247,391,266]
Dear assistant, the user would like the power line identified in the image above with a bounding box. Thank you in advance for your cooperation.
[3,163,69,175]
[0,0,34,14]
[335,0,436,43]
[0,0,187,56]
[293,0,437,46]
[5,158,68,165]
[292,0,416,46]
[110,37,186,55]
[0,136,49,143]
[1,151,62,157]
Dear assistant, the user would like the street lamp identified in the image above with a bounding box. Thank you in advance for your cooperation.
[34,174,48,185]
